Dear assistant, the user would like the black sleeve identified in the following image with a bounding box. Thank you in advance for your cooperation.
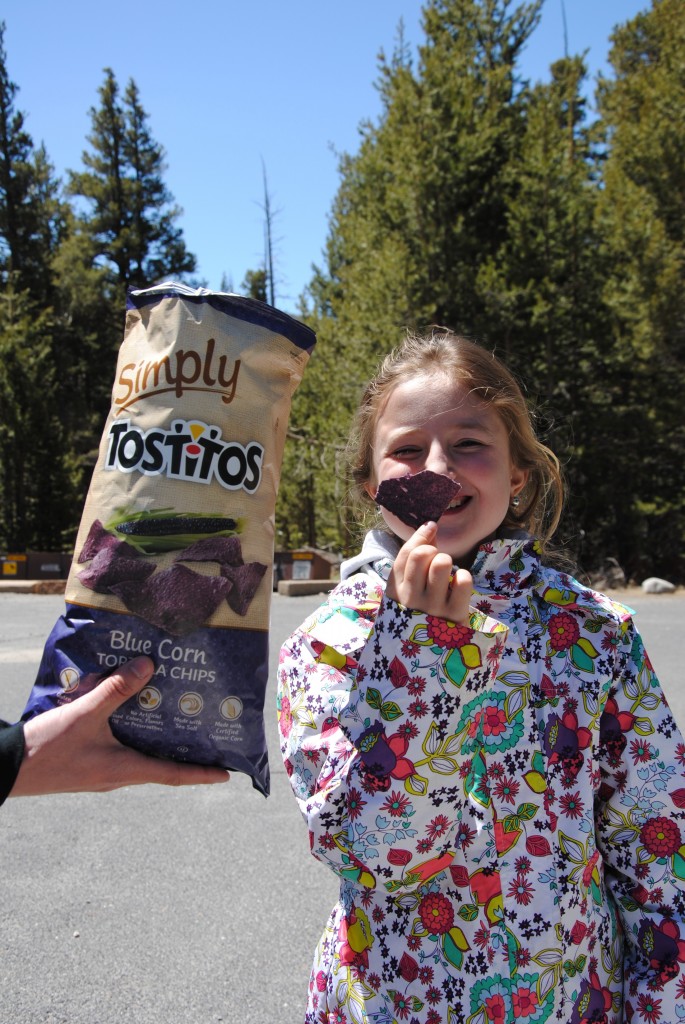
[0,720,25,804]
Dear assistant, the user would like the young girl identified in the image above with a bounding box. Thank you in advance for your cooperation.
[278,332,685,1024]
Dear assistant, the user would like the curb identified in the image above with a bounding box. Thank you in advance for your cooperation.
[277,579,334,597]
[0,580,66,594]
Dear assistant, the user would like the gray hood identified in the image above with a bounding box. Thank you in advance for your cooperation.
[340,529,401,583]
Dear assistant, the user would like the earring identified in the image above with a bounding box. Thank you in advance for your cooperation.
[511,495,521,508]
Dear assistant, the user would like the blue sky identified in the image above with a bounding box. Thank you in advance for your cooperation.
[5,0,647,311]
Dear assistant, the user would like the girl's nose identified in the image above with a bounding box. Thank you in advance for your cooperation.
[426,445,455,476]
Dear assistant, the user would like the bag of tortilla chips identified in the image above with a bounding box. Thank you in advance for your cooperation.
[22,283,316,796]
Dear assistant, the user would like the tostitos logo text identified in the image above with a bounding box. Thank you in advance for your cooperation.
[106,419,263,493]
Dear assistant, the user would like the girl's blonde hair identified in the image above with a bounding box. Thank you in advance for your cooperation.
[347,330,565,553]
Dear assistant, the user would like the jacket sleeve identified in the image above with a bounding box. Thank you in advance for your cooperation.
[277,575,507,896]
[0,719,25,805]
[595,615,685,1012]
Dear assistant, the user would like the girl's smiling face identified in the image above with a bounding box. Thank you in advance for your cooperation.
[366,373,528,565]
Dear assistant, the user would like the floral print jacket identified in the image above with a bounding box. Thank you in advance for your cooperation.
[277,534,685,1024]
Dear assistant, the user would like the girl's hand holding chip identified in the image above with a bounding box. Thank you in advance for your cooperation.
[385,522,472,622]
[11,657,229,797]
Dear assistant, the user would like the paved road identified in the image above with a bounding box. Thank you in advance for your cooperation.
[0,589,682,1024]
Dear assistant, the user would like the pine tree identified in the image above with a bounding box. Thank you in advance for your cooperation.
[0,22,65,304]
[50,204,123,452]
[0,284,78,549]
[68,68,196,298]
[473,55,618,570]
[241,267,267,302]
[284,0,545,553]
[54,68,199,474]
[595,0,685,580]
[0,22,79,550]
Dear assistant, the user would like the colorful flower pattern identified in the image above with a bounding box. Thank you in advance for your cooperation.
[278,536,685,1023]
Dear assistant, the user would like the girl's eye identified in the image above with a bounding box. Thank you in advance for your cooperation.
[456,438,484,450]
[392,446,421,458]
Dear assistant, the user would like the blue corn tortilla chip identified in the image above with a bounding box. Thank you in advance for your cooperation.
[77,547,156,594]
[375,470,461,528]
[78,518,141,563]
[174,535,244,566]
[111,564,233,636]
[220,561,267,616]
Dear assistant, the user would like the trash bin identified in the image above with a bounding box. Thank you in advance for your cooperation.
[26,551,70,580]
[273,548,337,588]
[1,553,28,580]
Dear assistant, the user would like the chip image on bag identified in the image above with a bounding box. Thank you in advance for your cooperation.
[22,283,316,796]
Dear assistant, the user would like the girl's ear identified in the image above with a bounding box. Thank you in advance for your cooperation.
[510,465,529,497]
[364,480,377,502]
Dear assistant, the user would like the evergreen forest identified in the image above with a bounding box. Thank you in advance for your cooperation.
[1,0,684,583]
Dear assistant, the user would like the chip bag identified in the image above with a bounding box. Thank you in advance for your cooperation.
[22,283,316,795]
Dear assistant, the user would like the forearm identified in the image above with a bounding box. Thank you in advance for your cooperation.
[0,720,26,804]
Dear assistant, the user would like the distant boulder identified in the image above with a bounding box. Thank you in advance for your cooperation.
[641,577,677,594]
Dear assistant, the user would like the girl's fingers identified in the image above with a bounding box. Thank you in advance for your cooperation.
[424,559,470,619]
[393,522,438,570]
[444,567,473,622]
[401,543,442,593]
[386,523,438,606]
[387,524,472,621]
[425,551,454,595]
[451,567,473,592]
